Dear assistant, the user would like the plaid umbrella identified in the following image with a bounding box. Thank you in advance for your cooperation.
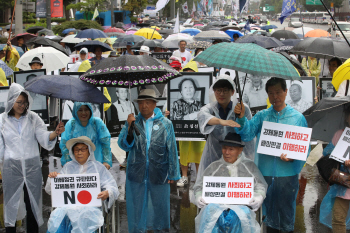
[193,42,301,80]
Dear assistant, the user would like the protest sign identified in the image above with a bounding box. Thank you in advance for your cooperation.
[51,173,102,207]
[257,121,312,161]
[330,127,350,162]
[202,176,254,205]
[150,52,172,64]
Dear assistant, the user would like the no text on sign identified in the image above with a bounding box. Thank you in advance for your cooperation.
[51,173,102,208]
[257,121,312,161]
[202,176,254,205]
[330,127,350,163]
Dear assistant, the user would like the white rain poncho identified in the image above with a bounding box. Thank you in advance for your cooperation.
[0,83,57,227]
[45,140,119,233]
[197,76,256,179]
[194,155,267,233]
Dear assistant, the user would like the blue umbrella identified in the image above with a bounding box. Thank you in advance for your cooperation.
[62,28,76,35]
[260,25,278,30]
[224,30,243,42]
[180,28,201,36]
[75,29,107,40]
[0,44,24,57]
[24,75,110,104]
[0,60,13,76]
[74,40,112,53]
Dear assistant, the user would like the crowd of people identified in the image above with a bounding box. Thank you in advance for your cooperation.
[0,23,349,233]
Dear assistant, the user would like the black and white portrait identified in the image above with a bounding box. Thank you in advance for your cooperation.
[14,69,49,123]
[106,87,139,137]
[286,77,315,113]
[0,87,9,114]
[168,72,212,139]
[242,75,269,108]
[320,78,334,99]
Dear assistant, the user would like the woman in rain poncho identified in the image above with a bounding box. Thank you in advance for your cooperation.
[320,107,350,232]
[59,102,112,169]
[2,42,20,72]
[45,136,119,233]
[0,83,65,232]
[196,75,255,179]
[68,48,89,72]
[194,132,267,233]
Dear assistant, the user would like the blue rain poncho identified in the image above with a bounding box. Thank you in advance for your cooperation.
[0,83,57,227]
[45,140,119,233]
[320,142,350,229]
[118,107,180,233]
[60,102,112,167]
[235,105,309,232]
[194,155,267,233]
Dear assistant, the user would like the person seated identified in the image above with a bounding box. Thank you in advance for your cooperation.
[194,132,267,233]
[45,136,119,233]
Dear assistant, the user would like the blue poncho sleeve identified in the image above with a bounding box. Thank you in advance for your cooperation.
[235,112,264,142]
[95,118,112,167]
[59,119,74,166]
[165,122,180,181]
[118,121,135,152]
[323,142,335,156]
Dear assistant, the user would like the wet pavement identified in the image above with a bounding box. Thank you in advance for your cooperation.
[0,150,349,232]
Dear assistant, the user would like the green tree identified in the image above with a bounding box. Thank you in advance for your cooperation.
[122,0,148,22]
[66,0,108,20]
[63,0,76,20]
[52,19,103,35]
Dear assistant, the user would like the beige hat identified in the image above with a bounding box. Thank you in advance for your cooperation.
[139,45,151,54]
[66,136,96,151]
[134,89,159,103]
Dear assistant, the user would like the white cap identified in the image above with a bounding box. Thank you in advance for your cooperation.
[80,47,88,54]
[139,45,151,54]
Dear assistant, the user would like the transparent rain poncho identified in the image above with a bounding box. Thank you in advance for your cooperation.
[194,155,267,233]
[118,107,181,233]
[235,104,309,231]
[60,102,112,167]
[197,75,256,179]
[45,141,119,233]
[0,83,57,227]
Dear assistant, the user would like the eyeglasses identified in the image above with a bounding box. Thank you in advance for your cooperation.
[16,101,28,107]
[73,147,88,153]
[214,89,231,95]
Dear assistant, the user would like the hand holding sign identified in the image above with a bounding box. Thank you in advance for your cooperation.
[281,153,294,162]
[330,128,350,163]
[97,190,109,201]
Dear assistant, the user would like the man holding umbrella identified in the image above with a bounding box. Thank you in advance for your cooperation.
[118,89,180,233]
[89,47,105,65]
[234,77,309,233]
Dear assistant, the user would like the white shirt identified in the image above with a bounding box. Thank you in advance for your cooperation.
[336,80,350,97]
[172,50,192,66]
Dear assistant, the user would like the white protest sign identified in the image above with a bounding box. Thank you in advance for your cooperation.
[257,121,312,161]
[198,67,214,73]
[330,127,350,163]
[51,173,102,208]
[202,176,254,205]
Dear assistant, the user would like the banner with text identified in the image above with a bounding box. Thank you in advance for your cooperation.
[257,121,312,161]
[51,173,102,207]
[51,0,64,18]
[150,52,172,64]
[331,127,350,162]
[202,176,254,204]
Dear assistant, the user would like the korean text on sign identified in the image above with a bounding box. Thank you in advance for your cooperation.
[330,127,350,163]
[51,173,102,208]
[202,176,254,205]
[257,121,312,161]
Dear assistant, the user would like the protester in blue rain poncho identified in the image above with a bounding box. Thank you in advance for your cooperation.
[234,77,309,233]
[60,102,112,169]
[320,107,350,232]
[197,74,255,179]
[194,132,267,233]
[118,89,180,233]
[45,136,119,233]
[0,83,65,232]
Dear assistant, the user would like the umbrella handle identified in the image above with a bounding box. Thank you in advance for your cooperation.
[128,121,140,136]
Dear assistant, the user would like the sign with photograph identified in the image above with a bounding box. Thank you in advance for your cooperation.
[330,127,350,163]
[320,78,334,99]
[202,176,254,205]
[257,121,312,161]
[150,52,172,64]
[0,86,10,114]
[14,69,49,123]
[51,173,102,208]
[106,87,139,138]
[167,72,212,140]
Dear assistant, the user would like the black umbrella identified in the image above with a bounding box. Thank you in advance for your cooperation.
[220,26,241,31]
[74,40,113,53]
[115,22,125,28]
[24,75,110,103]
[131,39,162,49]
[303,96,350,142]
[48,36,63,43]
[106,32,125,38]
[271,30,299,40]
[272,39,302,52]
[32,37,68,55]
[290,37,350,60]
[115,34,146,44]
[235,34,284,49]
[278,52,308,76]
[158,29,173,38]
[37,29,55,36]
[112,42,127,49]
[26,26,45,34]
